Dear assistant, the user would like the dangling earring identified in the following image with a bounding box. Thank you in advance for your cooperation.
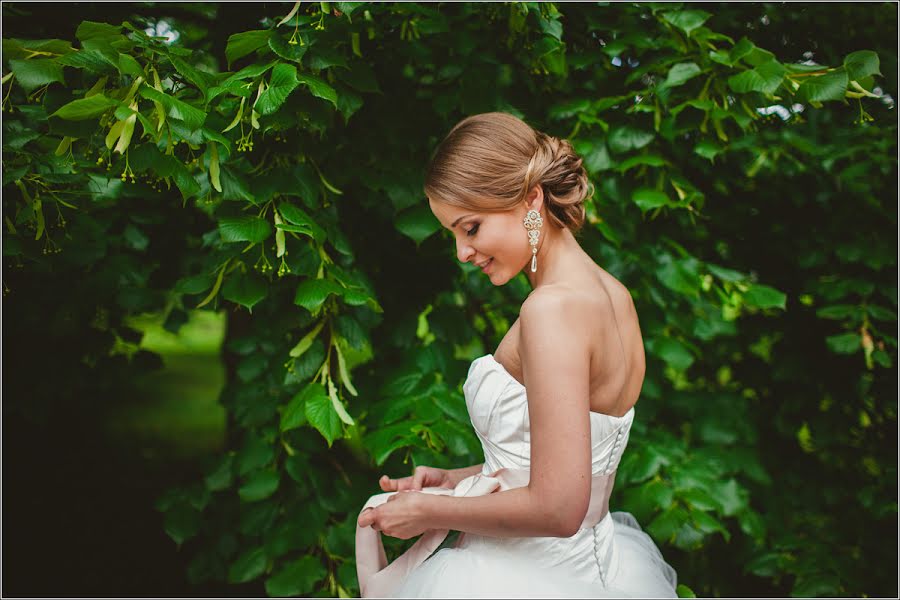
[523,209,543,272]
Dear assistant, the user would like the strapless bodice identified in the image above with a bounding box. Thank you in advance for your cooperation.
[356,354,678,598]
[463,354,635,477]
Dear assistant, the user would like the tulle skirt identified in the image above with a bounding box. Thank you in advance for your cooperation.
[388,512,678,598]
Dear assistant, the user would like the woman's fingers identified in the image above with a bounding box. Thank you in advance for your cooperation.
[358,507,376,528]
[381,471,432,492]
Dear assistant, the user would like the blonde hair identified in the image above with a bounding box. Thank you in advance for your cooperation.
[424,112,593,235]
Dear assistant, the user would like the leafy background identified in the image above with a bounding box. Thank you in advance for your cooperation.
[3,2,896,597]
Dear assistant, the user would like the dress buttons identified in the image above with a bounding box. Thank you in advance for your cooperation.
[592,525,606,585]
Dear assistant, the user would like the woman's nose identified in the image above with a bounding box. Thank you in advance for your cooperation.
[456,239,474,264]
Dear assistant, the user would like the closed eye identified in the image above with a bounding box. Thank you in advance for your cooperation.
[466,224,480,237]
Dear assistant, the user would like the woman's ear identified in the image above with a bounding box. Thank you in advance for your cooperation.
[524,184,544,214]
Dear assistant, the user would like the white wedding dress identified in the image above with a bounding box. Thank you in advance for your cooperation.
[357,354,678,598]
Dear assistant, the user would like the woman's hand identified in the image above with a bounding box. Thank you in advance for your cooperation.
[358,490,431,540]
[379,465,454,492]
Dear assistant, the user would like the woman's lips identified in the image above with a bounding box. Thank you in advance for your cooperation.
[481,258,493,273]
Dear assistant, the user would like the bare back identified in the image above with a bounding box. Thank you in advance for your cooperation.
[492,263,646,418]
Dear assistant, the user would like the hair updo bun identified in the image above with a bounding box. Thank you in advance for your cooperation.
[521,131,592,235]
[424,112,594,236]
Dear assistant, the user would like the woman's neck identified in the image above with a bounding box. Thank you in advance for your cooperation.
[525,225,589,290]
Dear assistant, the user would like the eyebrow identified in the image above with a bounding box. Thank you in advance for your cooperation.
[451,214,474,228]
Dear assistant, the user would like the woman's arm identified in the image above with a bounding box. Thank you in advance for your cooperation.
[445,463,484,486]
[423,294,595,539]
[423,485,570,537]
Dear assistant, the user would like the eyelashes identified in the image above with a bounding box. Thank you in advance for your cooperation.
[466,223,480,237]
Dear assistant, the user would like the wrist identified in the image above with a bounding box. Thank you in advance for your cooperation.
[447,464,483,486]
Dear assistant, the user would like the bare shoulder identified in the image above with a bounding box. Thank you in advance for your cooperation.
[597,267,639,315]
[519,286,594,352]
[521,285,592,325]
[522,278,626,329]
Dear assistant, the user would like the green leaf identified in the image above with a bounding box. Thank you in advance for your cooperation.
[117,53,143,77]
[305,387,343,446]
[226,30,272,68]
[163,503,201,545]
[646,506,690,543]
[816,304,858,320]
[866,305,897,321]
[656,256,699,296]
[282,382,327,432]
[218,216,272,243]
[617,154,667,172]
[396,204,441,244]
[707,263,745,282]
[57,50,117,72]
[297,72,338,107]
[220,166,256,203]
[269,33,309,63]
[265,556,327,597]
[708,50,732,67]
[653,337,695,370]
[727,60,786,95]
[746,552,782,578]
[139,84,207,131]
[220,60,278,86]
[729,37,756,64]
[711,478,747,516]
[256,63,301,115]
[238,436,275,475]
[171,161,200,200]
[374,433,418,466]
[663,62,701,88]
[607,126,655,154]
[621,479,675,522]
[294,278,345,312]
[680,487,724,512]
[281,394,309,434]
[50,94,117,120]
[8,58,65,92]
[2,37,74,60]
[266,513,320,557]
[796,68,849,103]
[672,521,705,550]
[826,332,860,354]
[335,2,365,17]
[76,21,122,42]
[844,50,881,80]
[227,546,267,584]
[661,10,711,35]
[743,284,787,310]
[334,60,380,93]
[737,508,766,541]
[693,141,721,161]
[620,444,671,483]
[632,188,672,211]
[122,224,149,251]
[222,272,268,310]
[204,454,234,492]
[236,354,267,383]
[202,127,232,153]
[676,583,697,598]
[238,470,280,502]
[305,44,350,70]
[278,202,326,243]
[171,57,211,95]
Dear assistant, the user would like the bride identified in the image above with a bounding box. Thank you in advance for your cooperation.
[355,112,679,598]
